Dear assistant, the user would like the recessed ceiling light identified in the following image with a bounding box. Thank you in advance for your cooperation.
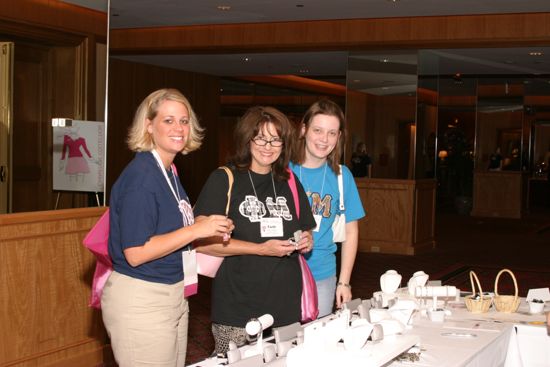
[529,51,543,56]
[387,0,400,2]
[243,57,250,62]
[217,5,231,11]
[381,59,389,63]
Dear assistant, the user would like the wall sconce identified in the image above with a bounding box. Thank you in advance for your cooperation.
[438,150,448,160]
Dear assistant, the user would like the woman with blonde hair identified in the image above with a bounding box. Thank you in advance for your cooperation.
[101,88,233,366]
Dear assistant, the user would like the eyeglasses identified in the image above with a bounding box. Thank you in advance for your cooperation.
[251,136,284,147]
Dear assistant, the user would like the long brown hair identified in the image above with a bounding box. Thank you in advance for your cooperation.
[230,106,294,180]
[292,98,346,174]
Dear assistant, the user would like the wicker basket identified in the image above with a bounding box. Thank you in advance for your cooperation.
[464,271,492,313]
[493,268,520,313]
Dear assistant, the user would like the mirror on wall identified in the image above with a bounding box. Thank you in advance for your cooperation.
[347,47,550,213]
[0,2,108,213]
[346,50,418,179]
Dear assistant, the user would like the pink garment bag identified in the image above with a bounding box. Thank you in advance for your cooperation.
[288,169,319,323]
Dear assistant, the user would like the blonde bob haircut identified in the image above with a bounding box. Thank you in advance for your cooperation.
[127,88,204,154]
[292,98,346,175]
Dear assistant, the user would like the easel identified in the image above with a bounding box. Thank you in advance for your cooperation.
[54,191,102,210]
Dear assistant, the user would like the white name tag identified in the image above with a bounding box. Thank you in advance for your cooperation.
[260,217,284,237]
[313,214,322,232]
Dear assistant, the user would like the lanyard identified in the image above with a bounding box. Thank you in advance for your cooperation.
[247,169,278,199]
[151,150,193,225]
[299,162,327,199]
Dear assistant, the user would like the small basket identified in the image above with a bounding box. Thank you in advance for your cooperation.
[493,268,520,313]
[464,271,492,313]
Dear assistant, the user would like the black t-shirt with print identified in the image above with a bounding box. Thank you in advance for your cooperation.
[194,167,316,328]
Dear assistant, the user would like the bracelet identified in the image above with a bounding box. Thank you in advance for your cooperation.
[337,282,351,289]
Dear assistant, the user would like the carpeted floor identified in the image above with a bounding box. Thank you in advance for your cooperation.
[182,208,550,364]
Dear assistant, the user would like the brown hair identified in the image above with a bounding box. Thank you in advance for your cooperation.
[127,88,204,154]
[230,106,294,181]
[292,98,346,174]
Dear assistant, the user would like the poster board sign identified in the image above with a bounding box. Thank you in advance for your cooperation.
[52,120,105,192]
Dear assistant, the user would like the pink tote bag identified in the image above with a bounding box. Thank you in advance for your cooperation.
[83,208,112,309]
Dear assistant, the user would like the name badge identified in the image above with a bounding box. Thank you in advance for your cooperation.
[313,214,322,232]
[182,249,198,297]
[260,217,284,237]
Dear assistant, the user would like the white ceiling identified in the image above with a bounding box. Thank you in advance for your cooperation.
[62,0,550,96]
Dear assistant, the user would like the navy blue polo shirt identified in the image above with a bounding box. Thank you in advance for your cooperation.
[108,151,191,284]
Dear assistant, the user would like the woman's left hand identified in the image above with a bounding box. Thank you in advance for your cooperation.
[336,284,352,309]
[297,231,314,254]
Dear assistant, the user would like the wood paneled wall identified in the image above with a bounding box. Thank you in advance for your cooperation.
[107,58,221,203]
[471,171,523,219]
[356,178,436,255]
[110,13,550,54]
[0,0,106,40]
[0,207,111,367]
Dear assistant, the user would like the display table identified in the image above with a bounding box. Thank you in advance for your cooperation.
[187,299,548,367]
[388,299,547,367]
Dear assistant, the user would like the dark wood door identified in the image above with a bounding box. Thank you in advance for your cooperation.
[12,43,51,212]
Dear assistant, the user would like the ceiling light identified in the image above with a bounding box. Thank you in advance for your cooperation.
[529,51,543,56]
[243,57,250,62]
[381,59,389,63]
[217,5,231,11]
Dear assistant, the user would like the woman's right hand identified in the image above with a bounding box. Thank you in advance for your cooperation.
[261,239,297,257]
[193,215,233,240]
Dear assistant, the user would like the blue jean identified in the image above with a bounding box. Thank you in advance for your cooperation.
[316,275,336,318]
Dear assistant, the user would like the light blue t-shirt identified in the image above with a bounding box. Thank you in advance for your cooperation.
[290,162,365,281]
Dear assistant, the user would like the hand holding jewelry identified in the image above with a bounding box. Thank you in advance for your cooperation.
[297,231,313,254]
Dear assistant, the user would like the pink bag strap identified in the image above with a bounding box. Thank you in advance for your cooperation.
[287,168,300,219]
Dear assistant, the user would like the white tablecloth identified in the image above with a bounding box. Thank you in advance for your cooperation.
[388,299,548,367]
[187,299,548,367]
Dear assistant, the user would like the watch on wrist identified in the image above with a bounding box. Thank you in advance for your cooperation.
[337,282,351,289]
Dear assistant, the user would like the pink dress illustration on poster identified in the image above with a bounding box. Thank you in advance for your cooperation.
[60,128,93,181]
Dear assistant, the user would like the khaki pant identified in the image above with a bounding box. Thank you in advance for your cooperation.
[101,271,189,367]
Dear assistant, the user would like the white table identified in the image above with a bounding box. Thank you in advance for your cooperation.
[388,299,548,367]
[187,299,548,367]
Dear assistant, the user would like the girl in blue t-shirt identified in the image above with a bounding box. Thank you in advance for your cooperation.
[290,99,365,317]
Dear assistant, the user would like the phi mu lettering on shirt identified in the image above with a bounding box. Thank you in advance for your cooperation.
[238,195,293,222]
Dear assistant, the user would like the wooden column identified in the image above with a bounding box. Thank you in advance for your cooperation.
[471,171,524,219]
[356,178,436,255]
